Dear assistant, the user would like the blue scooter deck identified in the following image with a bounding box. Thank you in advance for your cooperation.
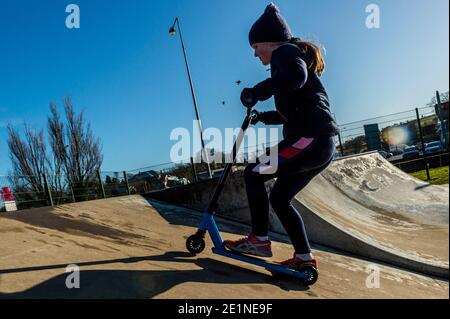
[211,247,308,280]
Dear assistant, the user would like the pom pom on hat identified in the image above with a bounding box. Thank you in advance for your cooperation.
[265,2,280,14]
[249,2,292,46]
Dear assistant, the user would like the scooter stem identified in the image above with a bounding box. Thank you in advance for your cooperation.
[205,108,258,214]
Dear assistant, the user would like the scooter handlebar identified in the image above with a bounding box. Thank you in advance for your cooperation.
[247,108,258,119]
[248,108,260,124]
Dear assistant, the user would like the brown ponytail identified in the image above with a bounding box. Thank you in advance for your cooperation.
[289,37,325,76]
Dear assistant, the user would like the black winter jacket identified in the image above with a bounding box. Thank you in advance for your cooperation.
[252,43,338,139]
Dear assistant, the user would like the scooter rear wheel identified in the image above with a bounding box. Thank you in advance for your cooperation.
[186,234,205,255]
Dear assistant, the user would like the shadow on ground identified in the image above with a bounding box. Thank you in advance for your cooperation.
[145,198,450,282]
[146,198,255,239]
[415,183,433,191]
[0,251,309,298]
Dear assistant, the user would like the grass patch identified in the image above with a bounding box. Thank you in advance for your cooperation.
[410,166,449,185]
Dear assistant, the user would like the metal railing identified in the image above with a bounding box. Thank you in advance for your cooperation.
[2,93,448,212]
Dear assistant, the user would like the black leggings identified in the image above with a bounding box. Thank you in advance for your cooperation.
[244,135,335,254]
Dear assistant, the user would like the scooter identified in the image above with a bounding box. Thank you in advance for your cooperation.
[185,107,319,286]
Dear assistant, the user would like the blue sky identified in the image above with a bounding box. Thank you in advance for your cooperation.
[0,0,448,175]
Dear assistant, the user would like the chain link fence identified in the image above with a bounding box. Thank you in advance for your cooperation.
[0,175,47,210]
[1,93,448,212]
[0,139,279,212]
[335,106,440,155]
[334,94,449,177]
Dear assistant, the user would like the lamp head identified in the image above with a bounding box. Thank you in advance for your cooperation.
[169,27,176,36]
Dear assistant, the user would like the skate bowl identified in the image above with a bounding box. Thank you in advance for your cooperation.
[289,152,449,278]
[147,152,449,278]
[0,195,448,298]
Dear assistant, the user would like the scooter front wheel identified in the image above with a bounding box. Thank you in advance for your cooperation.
[300,265,319,286]
[268,267,319,286]
[186,234,205,255]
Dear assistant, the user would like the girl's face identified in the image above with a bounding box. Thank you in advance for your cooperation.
[252,42,277,65]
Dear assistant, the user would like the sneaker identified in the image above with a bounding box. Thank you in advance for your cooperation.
[223,233,273,257]
[276,254,318,271]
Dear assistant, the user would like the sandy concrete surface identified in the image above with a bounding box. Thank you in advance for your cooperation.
[147,152,449,277]
[0,195,447,299]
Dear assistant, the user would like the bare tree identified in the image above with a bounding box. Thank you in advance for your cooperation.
[7,96,103,207]
[47,102,69,203]
[343,135,367,155]
[427,91,449,107]
[7,124,48,205]
[47,97,103,201]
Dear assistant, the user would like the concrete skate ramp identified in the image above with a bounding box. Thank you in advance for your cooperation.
[289,152,449,278]
[146,152,448,278]
[0,195,447,298]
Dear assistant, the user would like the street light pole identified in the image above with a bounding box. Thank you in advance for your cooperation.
[169,17,212,179]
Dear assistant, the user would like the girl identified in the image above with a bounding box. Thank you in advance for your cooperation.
[224,3,338,272]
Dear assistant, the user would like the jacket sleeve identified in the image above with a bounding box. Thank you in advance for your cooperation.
[259,110,285,125]
[252,45,308,101]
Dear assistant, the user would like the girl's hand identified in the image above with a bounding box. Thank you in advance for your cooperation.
[250,110,262,125]
[240,88,258,108]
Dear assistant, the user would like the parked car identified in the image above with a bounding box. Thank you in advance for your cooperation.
[425,141,445,154]
[166,176,190,187]
[128,170,159,182]
[391,149,404,156]
[378,150,393,159]
[402,146,420,159]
